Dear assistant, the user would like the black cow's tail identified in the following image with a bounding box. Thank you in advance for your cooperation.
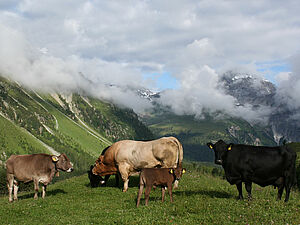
[284,145,297,188]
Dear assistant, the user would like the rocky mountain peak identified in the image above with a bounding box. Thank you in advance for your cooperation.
[219,71,276,107]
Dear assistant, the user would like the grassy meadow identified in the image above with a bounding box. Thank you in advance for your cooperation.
[1,165,300,225]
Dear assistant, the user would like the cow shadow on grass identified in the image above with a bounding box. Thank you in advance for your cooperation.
[173,190,234,199]
[85,175,140,189]
[18,189,67,200]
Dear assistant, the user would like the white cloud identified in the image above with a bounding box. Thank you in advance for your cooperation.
[276,54,300,111]
[0,0,300,121]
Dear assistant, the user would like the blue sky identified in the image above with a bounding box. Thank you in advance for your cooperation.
[143,72,179,90]
[256,61,291,84]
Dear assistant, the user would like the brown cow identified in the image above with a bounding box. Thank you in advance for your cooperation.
[136,165,186,207]
[92,137,183,192]
[6,153,73,202]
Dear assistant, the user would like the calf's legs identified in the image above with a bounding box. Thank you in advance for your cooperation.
[167,183,173,202]
[136,184,144,207]
[144,186,152,206]
[161,187,165,202]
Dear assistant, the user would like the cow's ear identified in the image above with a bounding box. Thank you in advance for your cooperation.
[227,144,233,151]
[182,168,186,174]
[170,169,174,174]
[52,156,59,162]
[207,143,214,150]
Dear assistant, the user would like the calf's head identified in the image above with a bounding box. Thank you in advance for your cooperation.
[92,156,117,176]
[170,166,186,181]
[207,140,231,165]
[88,165,105,187]
[53,153,74,172]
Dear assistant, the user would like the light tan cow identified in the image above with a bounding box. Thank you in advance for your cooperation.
[92,137,183,192]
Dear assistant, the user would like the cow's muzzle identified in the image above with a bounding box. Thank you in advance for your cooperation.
[215,160,222,165]
[67,163,74,172]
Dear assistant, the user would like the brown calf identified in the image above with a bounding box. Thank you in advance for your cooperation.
[136,166,186,207]
[6,153,73,202]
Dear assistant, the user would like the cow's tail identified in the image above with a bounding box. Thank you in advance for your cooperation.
[171,137,183,168]
[170,137,183,189]
[284,145,297,188]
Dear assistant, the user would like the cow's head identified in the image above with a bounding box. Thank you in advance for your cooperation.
[170,165,186,181]
[207,140,231,165]
[53,153,74,172]
[88,165,105,187]
[91,155,117,176]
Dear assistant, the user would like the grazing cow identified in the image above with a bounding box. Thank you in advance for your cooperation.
[88,165,119,188]
[92,137,183,192]
[136,165,186,207]
[207,140,296,202]
[88,146,120,188]
[6,153,73,202]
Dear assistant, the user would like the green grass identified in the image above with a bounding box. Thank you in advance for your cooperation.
[0,114,50,156]
[1,168,299,224]
[34,94,111,157]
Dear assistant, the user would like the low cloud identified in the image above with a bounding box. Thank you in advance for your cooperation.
[0,24,152,113]
[0,23,281,123]
[158,65,273,123]
[276,54,300,112]
[1,0,299,123]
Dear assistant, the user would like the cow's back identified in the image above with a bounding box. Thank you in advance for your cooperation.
[115,137,182,170]
[6,154,54,182]
[225,145,296,186]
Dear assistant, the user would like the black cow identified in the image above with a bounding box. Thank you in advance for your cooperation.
[207,140,296,202]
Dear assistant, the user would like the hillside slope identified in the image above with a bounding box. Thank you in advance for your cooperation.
[0,76,153,177]
[142,108,276,162]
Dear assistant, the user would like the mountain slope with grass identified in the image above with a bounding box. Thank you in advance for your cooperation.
[142,107,276,162]
[0,76,153,191]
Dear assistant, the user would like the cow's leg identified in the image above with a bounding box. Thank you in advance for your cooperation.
[33,179,39,200]
[277,184,284,200]
[118,163,131,192]
[245,182,252,200]
[167,183,173,203]
[161,186,165,202]
[236,182,243,200]
[284,178,293,202]
[136,184,144,207]
[144,185,152,206]
[173,180,179,189]
[13,180,19,201]
[7,174,14,202]
[42,185,47,199]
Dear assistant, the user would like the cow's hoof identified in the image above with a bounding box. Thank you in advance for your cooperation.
[122,189,127,192]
